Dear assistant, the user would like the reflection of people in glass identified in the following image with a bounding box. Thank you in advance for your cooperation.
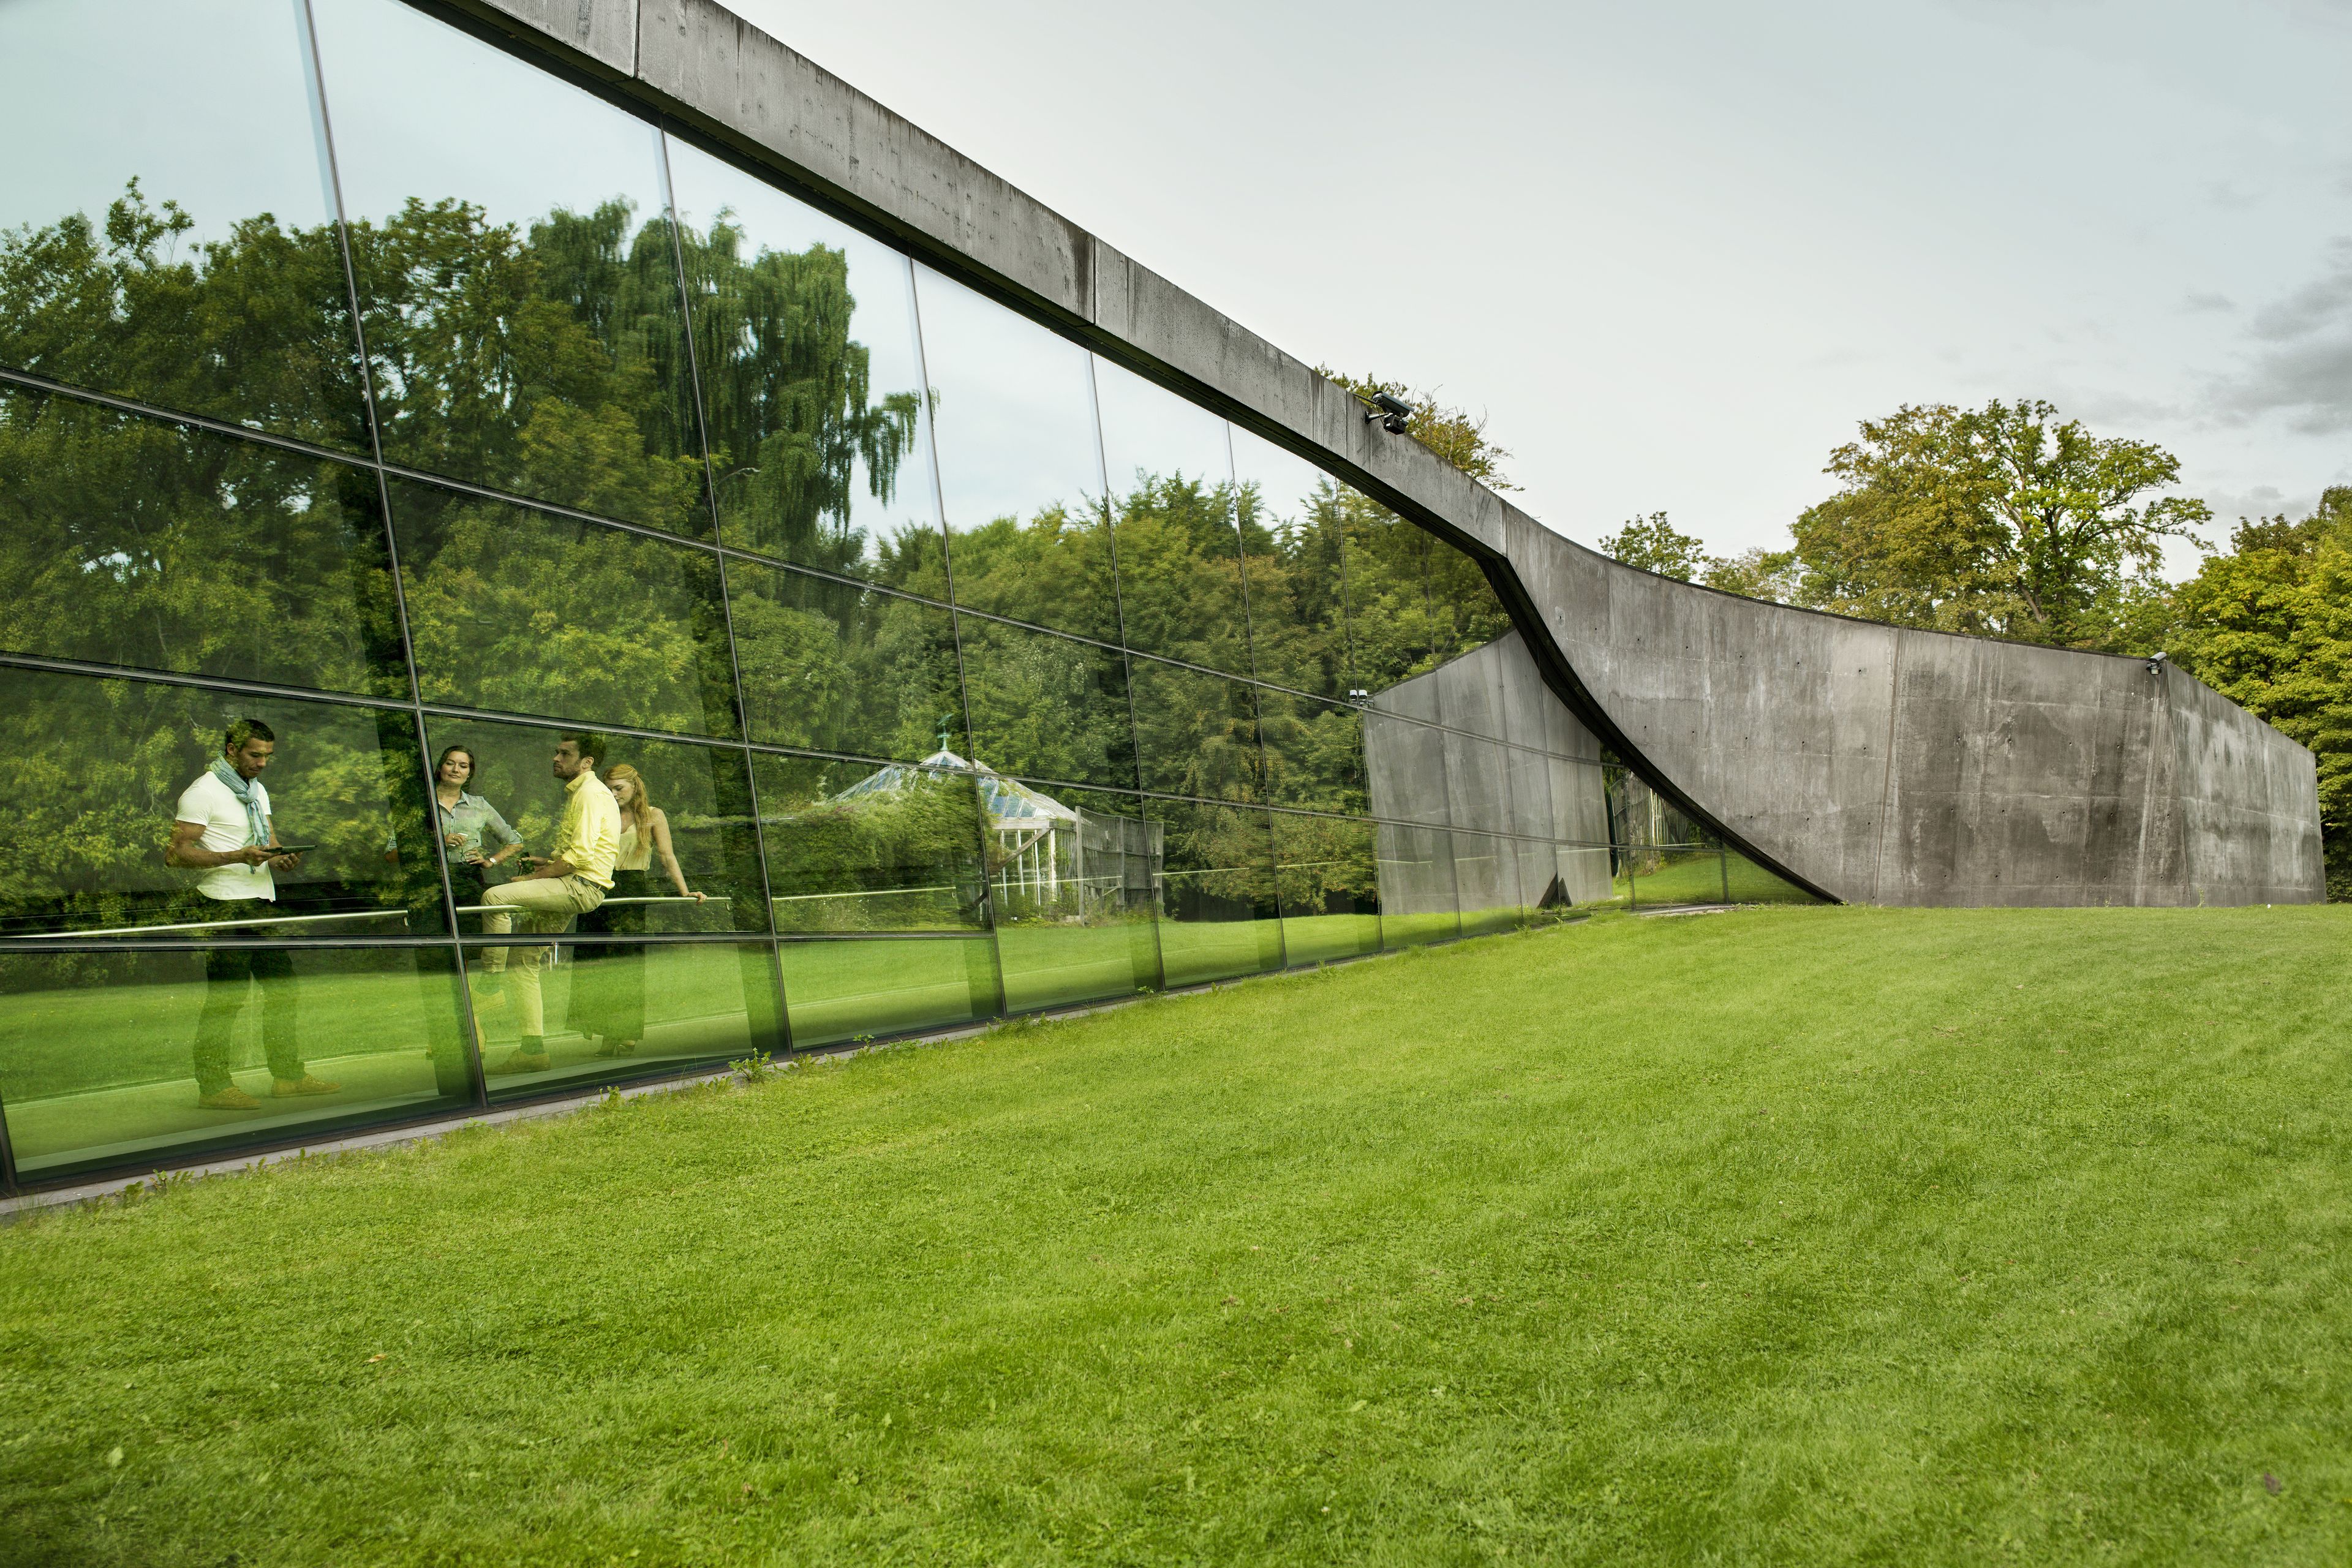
[478,733,620,1075]
[428,745,522,909]
[568,764,704,1058]
[165,719,339,1110]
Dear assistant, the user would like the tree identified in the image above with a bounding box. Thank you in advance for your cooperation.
[1790,399,2208,649]
[2166,489,2352,899]
[1600,512,1708,580]
[1702,546,1800,602]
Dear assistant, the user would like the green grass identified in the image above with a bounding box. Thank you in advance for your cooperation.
[3,904,2349,1565]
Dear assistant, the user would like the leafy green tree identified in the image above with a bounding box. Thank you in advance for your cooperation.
[2166,489,2352,899]
[1702,546,1800,602]
[1790,399,2208,649]
[1600,512,1709,580]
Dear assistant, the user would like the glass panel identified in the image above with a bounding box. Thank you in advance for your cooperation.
[665,138,941,582]
[1624,844,1725,908]
[312,0,706,535]
[1724,851,1819,904]
[1441,731,1513,837]
[1128,657,1262,804]
[755,753,989,933]
[0,946,472,1185]
[913,265,1117,642]
[0,387,407,698]
[0,0,367,451]
[779,935,998,1047]
[466,939,780,1097]
[1452,830,1524,937]
[956,616,1136,791]
[1362,712,1450,828]
[1376,821,1458,949]
[388,477,738,738]
[1150,799,1282,987]
[1257,690,1368,816]
[1501,744,1556,842]
[1340,488,1510,696]
[1093,357,1250,676]
[731,565,964,761]
[1608,768,1706,853]
[1550,844,1621,911]
[0,668,441,940]
[990,786,1163,1012]
[1550,756,1612,846]
[1230,425,1350,700]
[1273,812,1381,965]
[421,717,764,936]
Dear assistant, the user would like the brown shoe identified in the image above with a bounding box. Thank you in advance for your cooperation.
[197,1085,262,1110]
[271,1075,341,1098]
[486,1050,552,1075]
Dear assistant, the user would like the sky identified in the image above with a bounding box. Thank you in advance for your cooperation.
[731,0,2352,574]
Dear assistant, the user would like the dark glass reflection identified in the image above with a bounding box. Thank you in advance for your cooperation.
[755,753,989,934]
[992,786,1163,1011]
[1231,425,1352,700]
[1094,358,1251,676]
[730,566,963,761]
[666,138,941,580]
[422,717,763,937]
[388,478,738,738]
[0,0,368,450]
[312,0,706,535]
[913,266,1119,643]
[0,945,473,1183]
[468,940,781,1098]
[1128,658,1263,803]
[0,388,405,696]
[956,616,1137,791]
[0,666,441,938]
[1150,797,1283,987]
[1273,811,1382,965]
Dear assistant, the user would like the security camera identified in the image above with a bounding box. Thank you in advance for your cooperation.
[2147,650,2168,676]
[1364,391,1412,434]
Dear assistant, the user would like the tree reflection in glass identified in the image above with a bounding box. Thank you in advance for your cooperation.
[312,0,706,535]
[0,0,368,449]
[666,138,938,581]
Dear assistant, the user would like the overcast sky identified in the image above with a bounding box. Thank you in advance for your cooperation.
[732,0,2351,574]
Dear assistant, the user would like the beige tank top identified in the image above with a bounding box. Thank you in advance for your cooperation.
[616,821,651,872]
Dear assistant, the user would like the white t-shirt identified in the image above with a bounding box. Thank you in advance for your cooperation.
[175,772,277,902]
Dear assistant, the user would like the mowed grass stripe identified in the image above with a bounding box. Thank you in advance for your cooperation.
[1,905,2347,1566]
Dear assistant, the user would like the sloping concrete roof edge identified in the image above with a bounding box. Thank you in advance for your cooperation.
[441,0,2326,907]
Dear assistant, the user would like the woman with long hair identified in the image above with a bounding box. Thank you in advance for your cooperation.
[568,763,701,1057]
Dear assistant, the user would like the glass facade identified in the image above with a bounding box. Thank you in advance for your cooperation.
[0,0,1810,1189]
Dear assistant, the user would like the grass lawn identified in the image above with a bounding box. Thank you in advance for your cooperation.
[2,903,2348,1564]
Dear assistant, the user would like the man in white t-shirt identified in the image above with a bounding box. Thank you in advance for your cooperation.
[167,718,339,1110]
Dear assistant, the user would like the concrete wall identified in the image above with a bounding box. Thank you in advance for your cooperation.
[1362,633,1616,911]
[458,0,2328,908]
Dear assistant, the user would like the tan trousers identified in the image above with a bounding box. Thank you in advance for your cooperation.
[481,875,605,1039]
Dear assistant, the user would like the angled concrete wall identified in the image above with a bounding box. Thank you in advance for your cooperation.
[457,0,2327,908]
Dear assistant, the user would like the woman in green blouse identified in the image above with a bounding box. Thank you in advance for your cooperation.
[429,745,522,911]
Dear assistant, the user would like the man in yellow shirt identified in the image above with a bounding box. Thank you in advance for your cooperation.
[479,732,621,1075]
